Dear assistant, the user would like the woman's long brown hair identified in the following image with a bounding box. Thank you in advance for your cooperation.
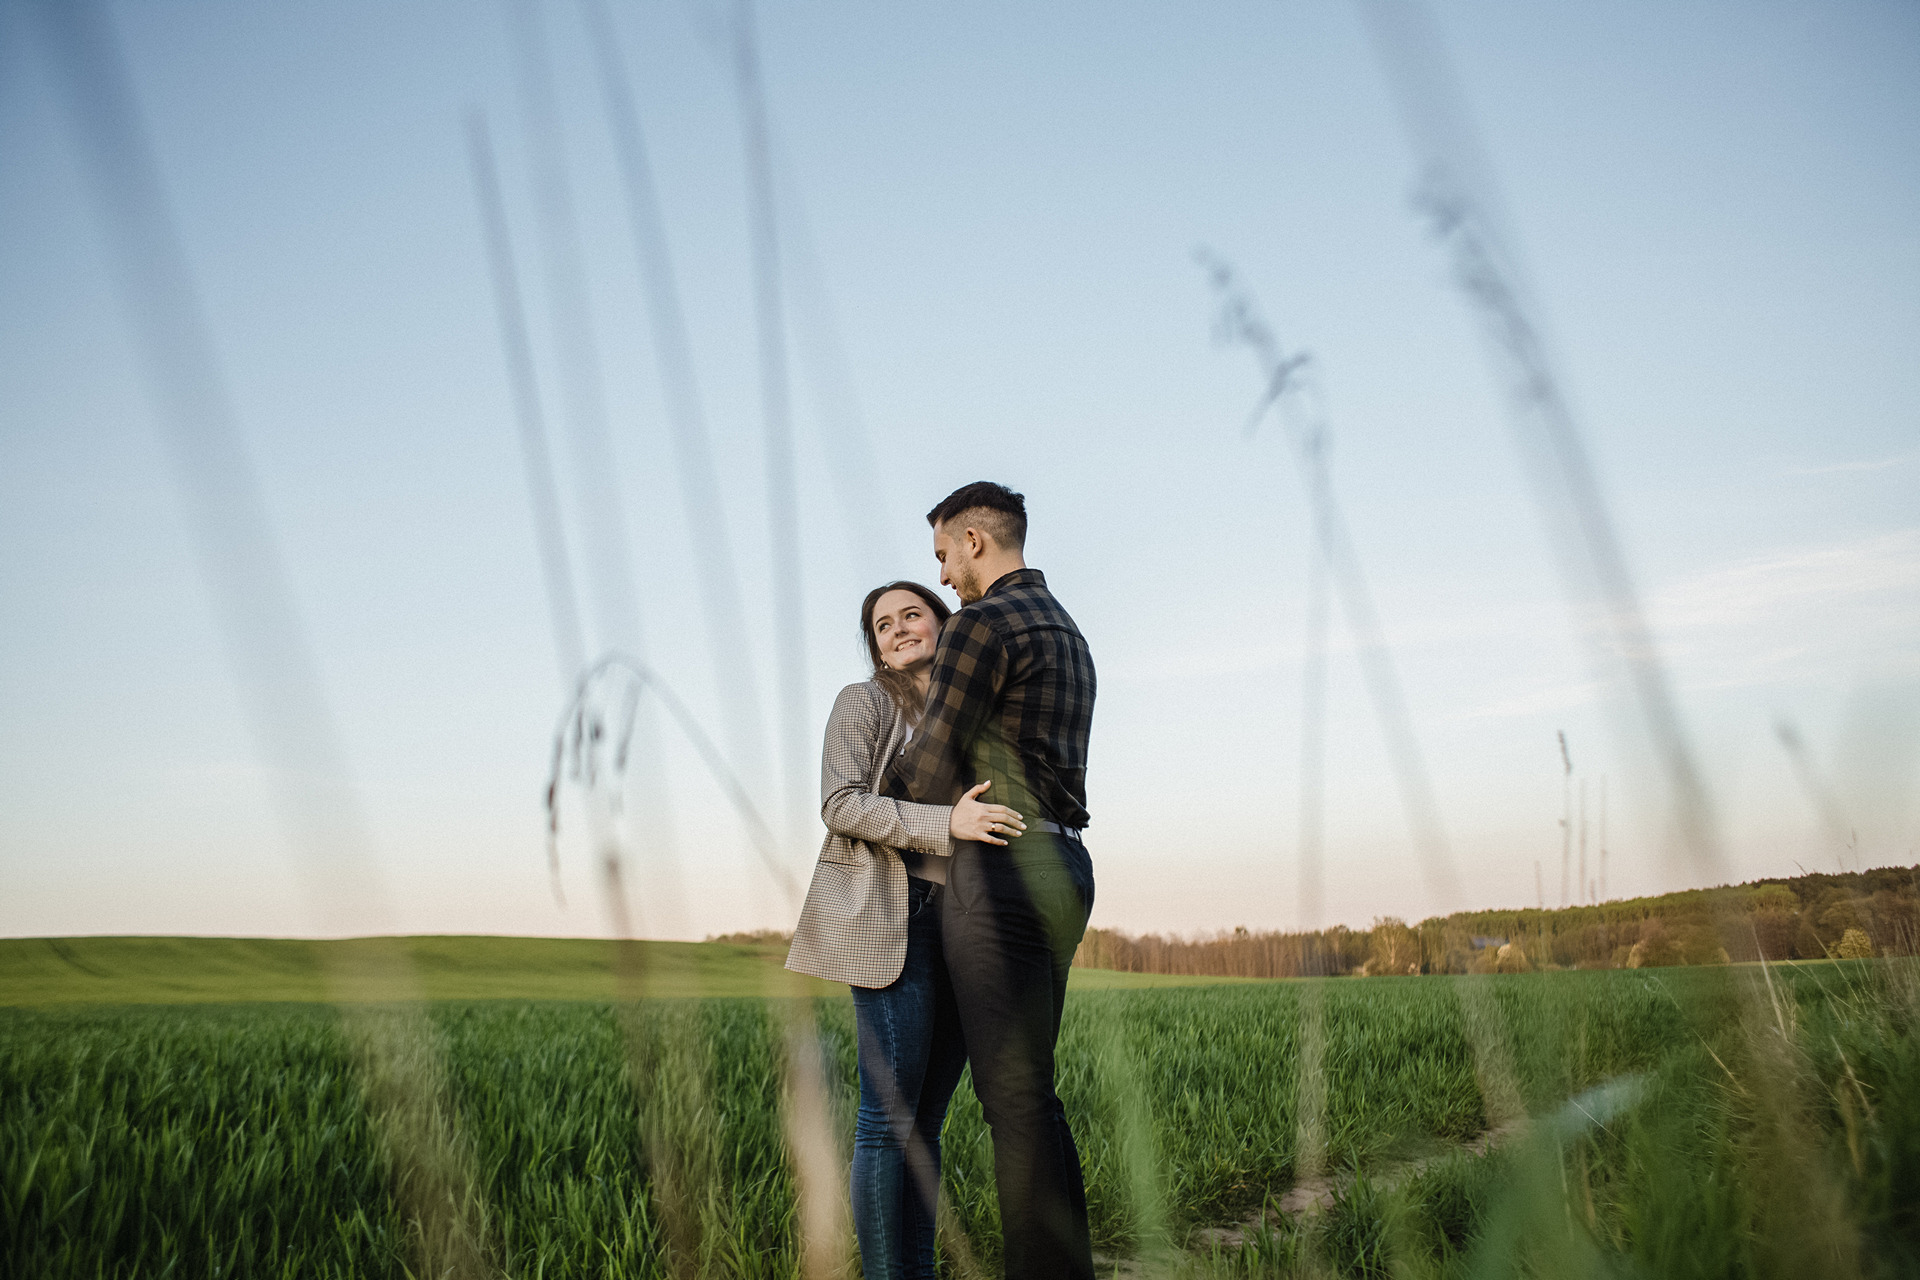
[860,581,952,725]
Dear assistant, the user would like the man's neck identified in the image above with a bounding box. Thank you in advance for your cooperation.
[976,557,1028,597]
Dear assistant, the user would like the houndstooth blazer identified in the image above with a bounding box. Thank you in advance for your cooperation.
[786,680,954,988]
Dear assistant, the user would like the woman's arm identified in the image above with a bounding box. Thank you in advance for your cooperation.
[821,685,1029,852]
[820,685,954,855]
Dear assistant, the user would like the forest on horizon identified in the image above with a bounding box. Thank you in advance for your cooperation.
[1072,863,1920,978]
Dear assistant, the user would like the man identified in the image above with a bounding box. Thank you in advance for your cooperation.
[883,481,1097,1280]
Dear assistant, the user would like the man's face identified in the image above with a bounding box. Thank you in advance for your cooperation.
[933,525,984,604]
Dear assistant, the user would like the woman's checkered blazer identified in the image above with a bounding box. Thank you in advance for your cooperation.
[785,680,954,988]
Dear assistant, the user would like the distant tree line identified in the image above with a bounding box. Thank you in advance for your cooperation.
[1072,864,1920,978]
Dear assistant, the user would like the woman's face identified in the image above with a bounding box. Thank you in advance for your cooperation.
[871,589,940,674]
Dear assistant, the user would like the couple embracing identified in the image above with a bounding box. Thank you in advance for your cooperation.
[786,481,1098,1280]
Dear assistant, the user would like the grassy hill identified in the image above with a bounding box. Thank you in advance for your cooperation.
[0,934,1256,1006]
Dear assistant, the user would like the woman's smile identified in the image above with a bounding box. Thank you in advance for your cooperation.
[870,587,941,676]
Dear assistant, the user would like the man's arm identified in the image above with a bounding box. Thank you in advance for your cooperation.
[882,610,1007,804]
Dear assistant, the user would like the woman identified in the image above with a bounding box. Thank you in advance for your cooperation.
[787,581,1026,1279]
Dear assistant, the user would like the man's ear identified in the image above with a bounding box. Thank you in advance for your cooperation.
[964,526,987,558]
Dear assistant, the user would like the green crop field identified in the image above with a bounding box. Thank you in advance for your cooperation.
[0,935,1250,1007]
[2,943,1916,1278]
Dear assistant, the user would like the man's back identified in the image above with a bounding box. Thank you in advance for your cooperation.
[889,567,1095,830]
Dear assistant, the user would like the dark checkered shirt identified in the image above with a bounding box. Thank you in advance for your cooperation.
[883,568,1094,830]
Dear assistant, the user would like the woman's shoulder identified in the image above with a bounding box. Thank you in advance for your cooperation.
[825,681,902,764]
[829,680,895,725]
[833,679,889,707]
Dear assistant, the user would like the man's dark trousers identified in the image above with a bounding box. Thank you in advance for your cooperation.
[941,829,1096,1280]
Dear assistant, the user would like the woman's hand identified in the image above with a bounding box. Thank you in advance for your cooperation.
[949,781,1026,846]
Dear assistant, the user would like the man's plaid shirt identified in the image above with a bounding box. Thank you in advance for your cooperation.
[883,568,1095,830]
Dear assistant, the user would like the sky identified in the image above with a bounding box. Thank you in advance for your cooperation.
[1,0,1916,942]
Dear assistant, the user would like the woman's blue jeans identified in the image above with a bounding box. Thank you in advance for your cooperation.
[849,875,968,1280]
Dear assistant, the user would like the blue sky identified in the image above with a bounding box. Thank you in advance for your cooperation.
[2,0,1916,941]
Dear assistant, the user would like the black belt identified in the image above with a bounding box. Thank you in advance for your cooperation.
[1035,819,1083,841]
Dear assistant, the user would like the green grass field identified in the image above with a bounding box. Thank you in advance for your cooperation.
[3,939,1916,1278]
[0,934,1254,1006]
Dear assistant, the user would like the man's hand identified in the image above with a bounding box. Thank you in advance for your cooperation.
[949,780,1026,846]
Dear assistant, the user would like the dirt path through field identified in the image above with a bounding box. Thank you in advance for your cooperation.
[1199,1115,1529,1250]
[1090,1114,1530,1275]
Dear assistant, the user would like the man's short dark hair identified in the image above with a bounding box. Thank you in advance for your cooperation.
[926,481,1027,550]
